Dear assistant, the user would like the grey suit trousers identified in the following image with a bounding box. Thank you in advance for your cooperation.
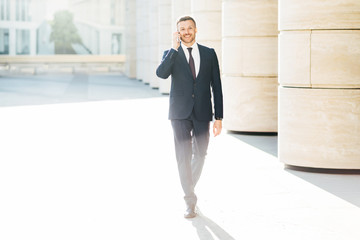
[171,111,210,209]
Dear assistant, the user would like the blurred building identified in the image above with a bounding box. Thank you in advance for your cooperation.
[69,0,125,55]
[0,0,125,56]
[0,0,46,55]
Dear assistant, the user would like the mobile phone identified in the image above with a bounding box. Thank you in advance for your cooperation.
[177,32,180,43]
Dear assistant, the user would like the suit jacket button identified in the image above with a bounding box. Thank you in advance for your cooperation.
[192,94,194,98]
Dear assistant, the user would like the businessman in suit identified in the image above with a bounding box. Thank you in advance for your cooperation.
[156,16,223,218]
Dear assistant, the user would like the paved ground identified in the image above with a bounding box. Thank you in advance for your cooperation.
[0,73,164,107]
[0,73,359,240]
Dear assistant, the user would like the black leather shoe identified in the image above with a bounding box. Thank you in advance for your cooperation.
[184,211,196,218]
[184,207,197,218]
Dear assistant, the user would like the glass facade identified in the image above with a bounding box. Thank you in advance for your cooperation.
[0,0,124,55]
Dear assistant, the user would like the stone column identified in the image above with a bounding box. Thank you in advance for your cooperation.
[149,0,159,88]
[135,0,144,81]
[154,0,192,94]
[279,0,360,168]
[125,0,137,79]
[9,28,16,56]
[191,0,222,64]
[172,0,191,23]
[29,28,36,55]
[222,0,278,132]
[158,0,172,94]
[136,0,150,82]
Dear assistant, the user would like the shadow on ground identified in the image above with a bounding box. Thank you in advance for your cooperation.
[227,131,277,157]
[285,167,360,208]
[226,131,360,209]
[190,209,235,240]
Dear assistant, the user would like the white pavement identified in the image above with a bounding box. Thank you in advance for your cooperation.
[1,93,360,239]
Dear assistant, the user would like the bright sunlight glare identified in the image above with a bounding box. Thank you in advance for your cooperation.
[45,0,69,20]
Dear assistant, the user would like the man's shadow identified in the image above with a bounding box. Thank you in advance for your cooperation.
[188,208,236,240]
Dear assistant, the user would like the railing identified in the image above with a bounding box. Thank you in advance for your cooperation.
[0,55,126,74]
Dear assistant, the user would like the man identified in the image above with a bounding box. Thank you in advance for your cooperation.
[156,16,223,218]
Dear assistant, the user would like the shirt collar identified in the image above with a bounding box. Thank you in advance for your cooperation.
[181,42,198,52]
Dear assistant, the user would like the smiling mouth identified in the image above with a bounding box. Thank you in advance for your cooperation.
[181,35,193,42]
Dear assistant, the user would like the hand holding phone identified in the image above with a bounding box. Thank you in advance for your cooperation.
[172,31,181,50]
[177,32,180,42]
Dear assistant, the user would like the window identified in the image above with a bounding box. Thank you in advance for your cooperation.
[0,0,4,20]
[0,0,10,20]
[16,0,30,21]
[16,29,30,55]
[16,0,19,20]
[0,28,9,54]
[111,0,116,25]
[111,33,121,54]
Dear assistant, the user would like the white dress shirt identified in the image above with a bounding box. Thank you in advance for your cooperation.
[181,42,200,78]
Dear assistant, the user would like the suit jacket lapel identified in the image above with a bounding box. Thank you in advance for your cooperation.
[197,44,205,81]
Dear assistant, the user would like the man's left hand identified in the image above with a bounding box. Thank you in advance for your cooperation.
[213,120,222,137]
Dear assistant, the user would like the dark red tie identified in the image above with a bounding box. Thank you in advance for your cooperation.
[187,48,196,80]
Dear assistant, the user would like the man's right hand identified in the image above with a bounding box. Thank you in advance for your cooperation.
[172,32,180,50]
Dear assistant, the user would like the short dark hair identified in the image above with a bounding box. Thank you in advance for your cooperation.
[176,16,196,29]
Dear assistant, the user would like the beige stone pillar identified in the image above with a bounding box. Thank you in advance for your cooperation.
[136,0,150,83]
[191,0,222,64]
[279,0,360,169]
[222,0,278,132]
[172,0,191,23]
[153,0,192,94]
[136,0,145,81]
[149,0,159,88]
[158,0,172,94]
[125,0,137,78]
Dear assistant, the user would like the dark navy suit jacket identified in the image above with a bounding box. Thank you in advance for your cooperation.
[156,44,223,122]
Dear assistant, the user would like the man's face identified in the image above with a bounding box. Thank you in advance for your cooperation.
[177,20,197,45]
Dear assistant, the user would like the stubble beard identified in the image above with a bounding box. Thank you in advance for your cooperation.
[181,34,195,46]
